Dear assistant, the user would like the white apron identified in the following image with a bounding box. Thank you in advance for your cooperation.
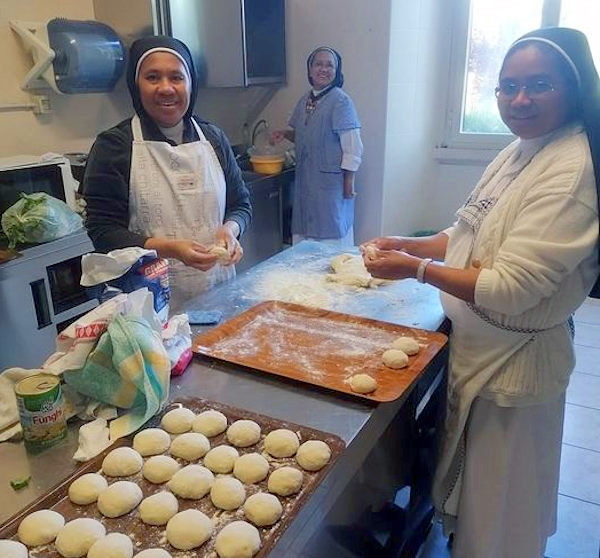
[128,115,234,311]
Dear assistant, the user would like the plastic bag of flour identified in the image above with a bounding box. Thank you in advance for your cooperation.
[81,247,170,322]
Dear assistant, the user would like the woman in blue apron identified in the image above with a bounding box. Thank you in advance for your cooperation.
[83,36,251,310]
[362,28,600,558]
[272,47,363,247]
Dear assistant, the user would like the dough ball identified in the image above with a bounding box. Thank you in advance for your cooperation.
[295,440,331,472]
[214,521,260,558]
[192,409,228,437]
[349,373,378,394]
[134,550,173,558]
[0,540,27,558]
[143,455,181,484]
[17,509,65,546]
[264,429,300,458]
[243,493,283,526]
[139,491,178,526]
[170,432,210,461]
[54,518,106,558]
[267,466,303,496]
[97,481,143,518]
[209,244,231,263]
[203,445,239,473]
[382,348,409,369]
[133,428,171,457]
[226,420,261,447]
[161,407,196,434]
[167,464,214,499]
[166,509,213,550]
[102,446,143,477]
[390,336,420,355]
[233,452,270,484]
[68,473,108,505]
[87,533,133,558]
[210,477,246,510]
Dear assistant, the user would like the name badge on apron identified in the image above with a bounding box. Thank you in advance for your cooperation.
[176,173,196,191]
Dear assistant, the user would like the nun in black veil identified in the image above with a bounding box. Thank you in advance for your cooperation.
[362,27,600,558]
[83,36,251,310]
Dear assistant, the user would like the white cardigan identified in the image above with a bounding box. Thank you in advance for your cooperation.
[449,124,599,405]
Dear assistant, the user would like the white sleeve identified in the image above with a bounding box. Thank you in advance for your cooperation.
[339,128,363,171]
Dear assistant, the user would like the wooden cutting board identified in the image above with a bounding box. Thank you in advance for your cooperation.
[193,300,448,402]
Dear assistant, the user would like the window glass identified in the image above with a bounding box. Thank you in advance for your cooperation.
[559,1,600,69]
[461,0,543,134]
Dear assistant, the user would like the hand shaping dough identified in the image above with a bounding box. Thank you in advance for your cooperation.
[226,419,261,447]
[166,509,213,551]
[214,521,261,558]
[390,336,420,355]
[142,455,181,484]
[295,440,331,472]
[210,477,246,510]
[97,481,143,518]
[134,550,173,558]
[327,253,383,288]
[233,452,270,484]
[161,407,196,434]
[382,348,409,369]
[68,473,108,505]
[54,518,106,558]
[193,409,228,437]
[267,466,303,496]
[102,446,143,477]
[209,244,231,264]
[167,464,214,499]
[264,429,300,458]
[87,533,133,558]
[17,509,65,546]
[139,491,179,526]
[170,432,210,461]
[349,374,378,394]
[0,540,27,558]
[133,428,171,456]
[203,445,239,473]
[243,493,283,527]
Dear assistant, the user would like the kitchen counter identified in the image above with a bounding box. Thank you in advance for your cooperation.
[0,241,447,557]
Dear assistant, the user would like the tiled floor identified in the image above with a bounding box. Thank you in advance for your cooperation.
[418,297,600,558]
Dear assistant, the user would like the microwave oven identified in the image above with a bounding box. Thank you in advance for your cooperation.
[0,154,78,215]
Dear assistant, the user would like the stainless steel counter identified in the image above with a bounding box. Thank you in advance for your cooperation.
[0,241,446,557]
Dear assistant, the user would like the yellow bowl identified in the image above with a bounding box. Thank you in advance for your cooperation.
[250,156,285,175]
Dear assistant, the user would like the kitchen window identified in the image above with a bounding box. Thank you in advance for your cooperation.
[442,0,600,151]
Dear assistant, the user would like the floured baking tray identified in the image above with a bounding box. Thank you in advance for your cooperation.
[0,397,345,557]
[193,300,448,403]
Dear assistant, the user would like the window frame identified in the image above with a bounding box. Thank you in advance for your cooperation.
[441,0,564,152]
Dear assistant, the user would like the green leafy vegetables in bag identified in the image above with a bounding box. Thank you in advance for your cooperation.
[1,192,83,248]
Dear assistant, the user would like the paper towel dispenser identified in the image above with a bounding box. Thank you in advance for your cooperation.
[10,18,125,94]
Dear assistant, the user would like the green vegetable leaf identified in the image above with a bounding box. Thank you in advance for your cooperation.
[10,475,31,490]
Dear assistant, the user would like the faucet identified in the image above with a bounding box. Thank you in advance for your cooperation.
[251,119,268,145]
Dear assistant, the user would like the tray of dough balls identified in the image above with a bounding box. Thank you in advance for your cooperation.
[192,300,447,403]
[0,397,345,558]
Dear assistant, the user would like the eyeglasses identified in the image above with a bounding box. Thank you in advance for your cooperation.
[494,79,555,100]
